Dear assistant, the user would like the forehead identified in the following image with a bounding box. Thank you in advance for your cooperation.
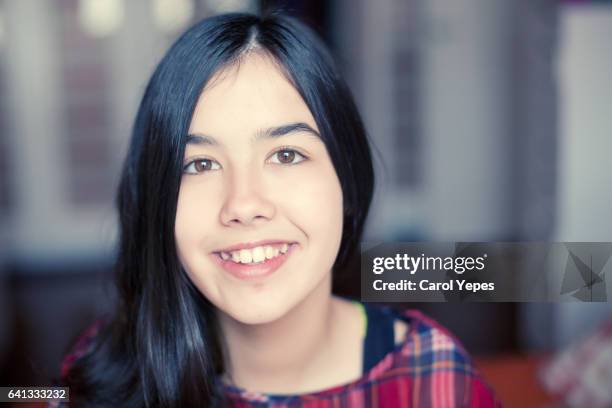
[189,53,317,136]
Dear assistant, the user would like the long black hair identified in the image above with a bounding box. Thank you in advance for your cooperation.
[64,11,374,407]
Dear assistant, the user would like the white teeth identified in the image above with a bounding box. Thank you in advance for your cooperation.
[239,249,252,264]
[265,246,275,259]
[252,246,265,263]
[222,243,292,264]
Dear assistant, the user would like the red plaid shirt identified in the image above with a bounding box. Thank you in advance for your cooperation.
[52,308,500,407]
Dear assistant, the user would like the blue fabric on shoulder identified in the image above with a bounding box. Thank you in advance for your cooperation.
[362,304,396,374]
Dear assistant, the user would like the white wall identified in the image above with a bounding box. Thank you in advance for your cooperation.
[421,0,514,240]
[343,0,516,242]
[552,5,612,349]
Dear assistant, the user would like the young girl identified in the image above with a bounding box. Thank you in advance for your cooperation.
[57,12,500,407]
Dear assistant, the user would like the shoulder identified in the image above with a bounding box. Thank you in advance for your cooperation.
[47,319,107,408]
[365,307,474,376]
[368,306,501,407]
[394,308,474,370]
[60,318,106,380]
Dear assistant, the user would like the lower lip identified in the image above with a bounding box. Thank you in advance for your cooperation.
[211,245,296,281]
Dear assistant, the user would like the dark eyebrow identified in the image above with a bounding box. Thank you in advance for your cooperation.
[186,133,217,145]
[256,122,321,140]
[186,122,320,145]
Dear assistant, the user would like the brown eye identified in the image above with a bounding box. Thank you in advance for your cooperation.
[183,158,220,174]
[195,159,213,172]
[278,150,295,164]
[270,149,307,165]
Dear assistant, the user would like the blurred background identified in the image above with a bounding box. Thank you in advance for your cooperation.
[0,0,611,406]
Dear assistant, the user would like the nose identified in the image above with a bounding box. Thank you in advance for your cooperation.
[219,168,276,227]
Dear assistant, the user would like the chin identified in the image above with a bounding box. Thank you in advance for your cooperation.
[224,299,293,325]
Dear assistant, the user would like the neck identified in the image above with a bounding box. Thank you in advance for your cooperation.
[218,276,345,394]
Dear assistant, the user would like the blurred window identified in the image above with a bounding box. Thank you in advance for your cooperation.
[153,0,195,32]
[59,0,115,206]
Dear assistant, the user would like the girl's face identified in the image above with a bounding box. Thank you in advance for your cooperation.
[175,54,344,324]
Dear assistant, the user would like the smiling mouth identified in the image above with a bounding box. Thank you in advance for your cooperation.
[217,243,290,265]
[212,242,297,280]
[216,243,290,265]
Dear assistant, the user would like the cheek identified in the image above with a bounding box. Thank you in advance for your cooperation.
[174,180,222,256]
[277,163,344,244]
